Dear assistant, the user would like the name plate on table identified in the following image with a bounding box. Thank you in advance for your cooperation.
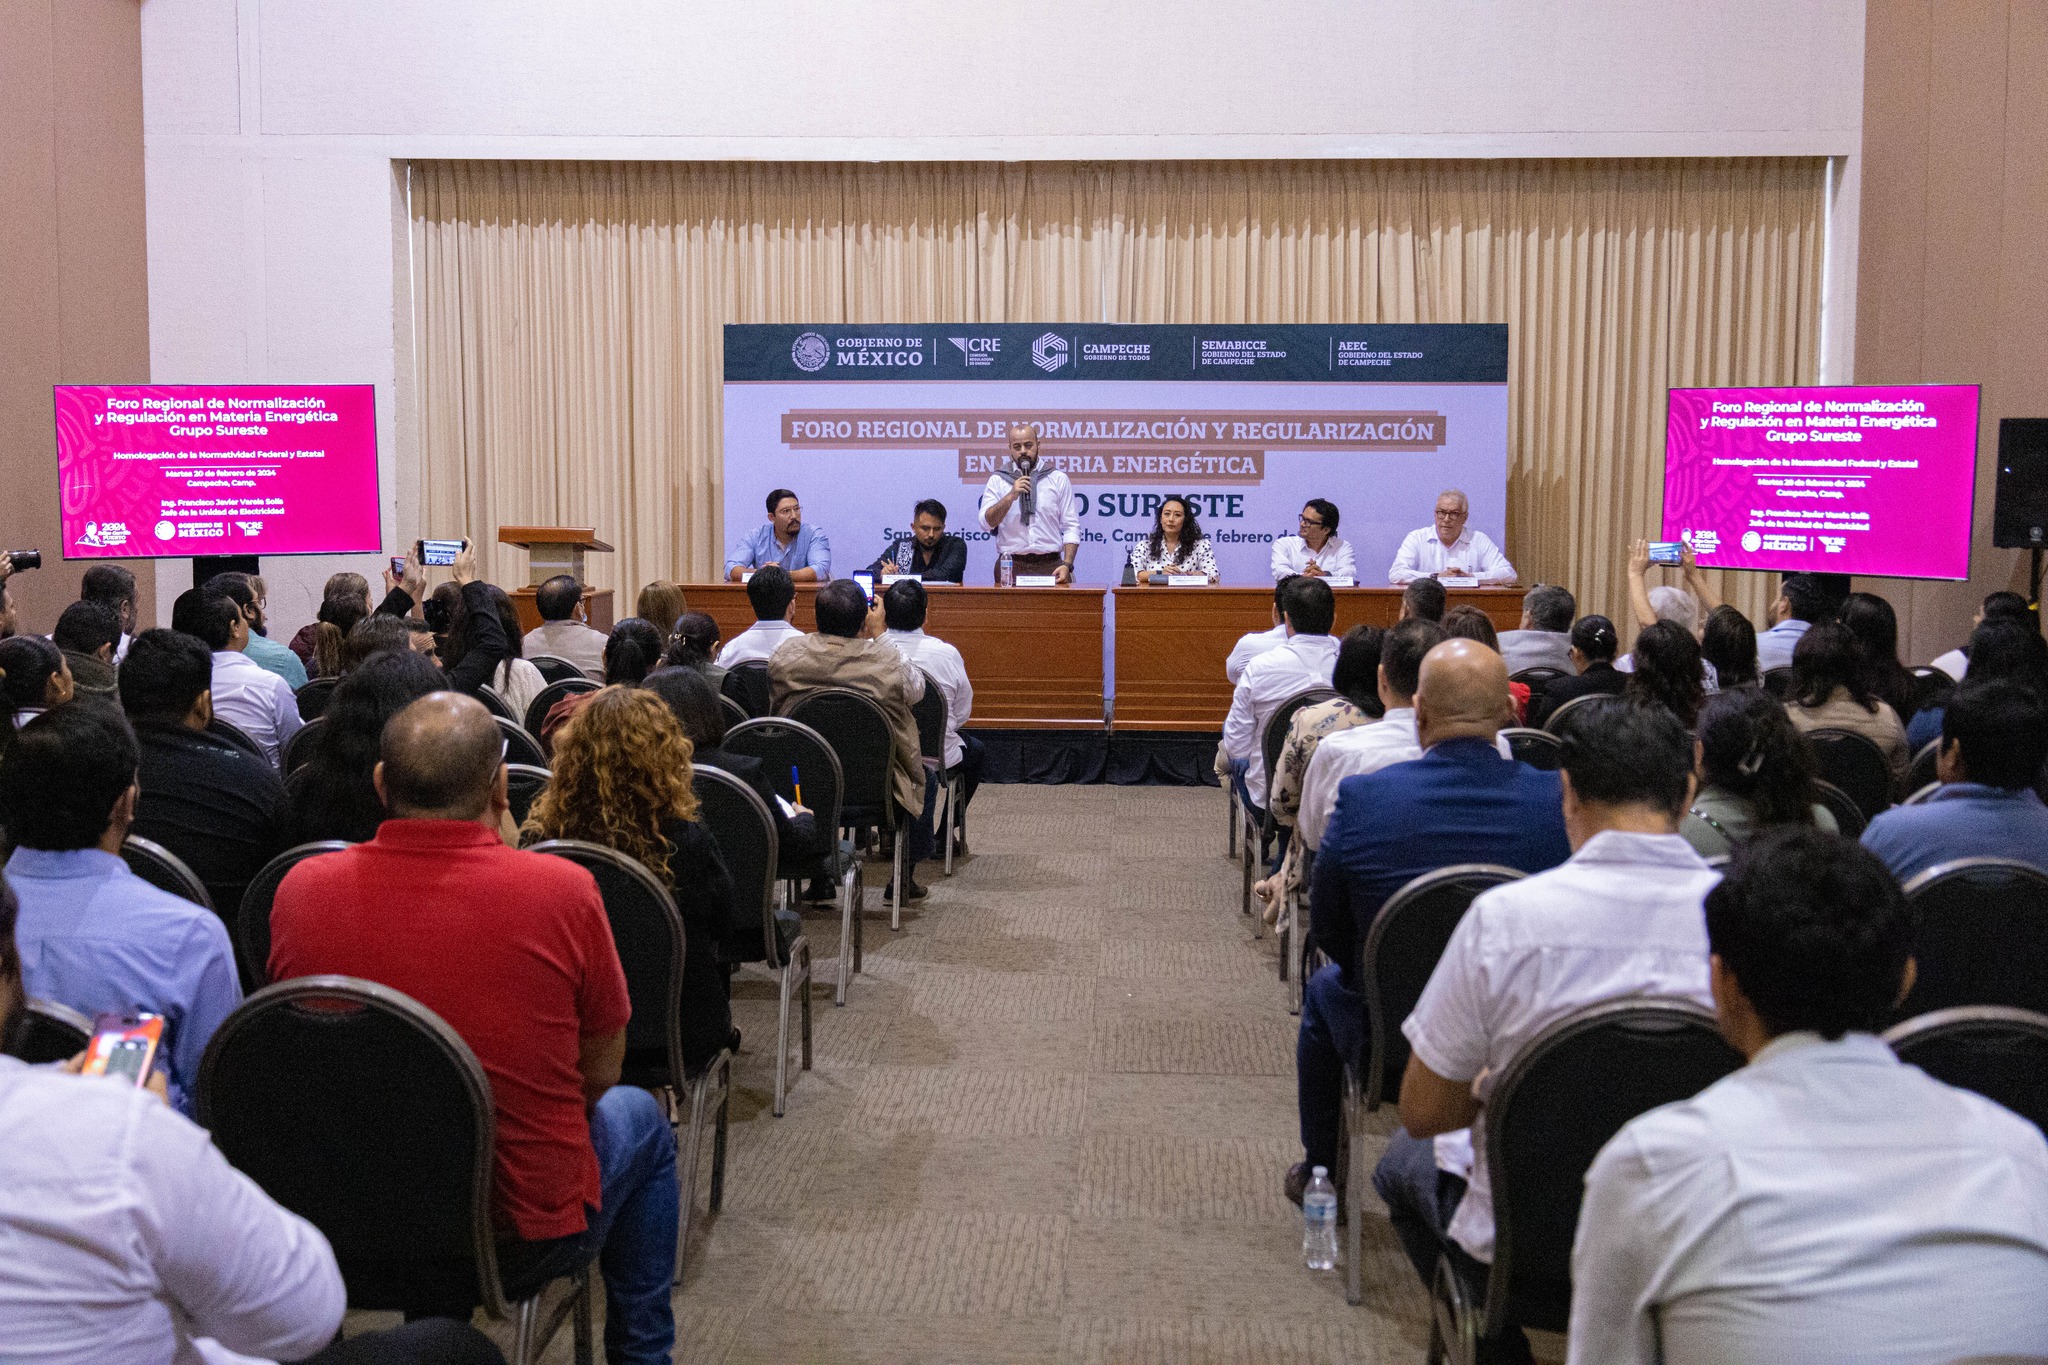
[1015,574,1059,587]
[1167,574,1210,587]
[880,574,922,584]
[1439,575,1479,588]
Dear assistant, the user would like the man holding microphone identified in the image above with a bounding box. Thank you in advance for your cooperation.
[978,422,1080,585]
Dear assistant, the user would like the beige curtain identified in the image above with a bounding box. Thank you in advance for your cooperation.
[411,158,1822,624]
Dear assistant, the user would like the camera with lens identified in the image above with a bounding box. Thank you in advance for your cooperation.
[4,550,40,573]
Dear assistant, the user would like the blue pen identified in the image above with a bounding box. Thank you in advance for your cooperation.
[790,765,803,807]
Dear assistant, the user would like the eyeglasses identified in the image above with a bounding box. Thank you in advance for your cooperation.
[1298,515,1325,528]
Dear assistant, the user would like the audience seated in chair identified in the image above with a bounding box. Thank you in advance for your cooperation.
[288,570,373,674]
[1224,575,1297,684]
[1497,583,1576,677]
[540,618,664,753]
[120,628,290,916]
[1906,614,2048,751]
[1862,680,2048,881]
[523,685,741,1074]
[1377,698,1715,1365]
[1568,826,2048,1364]
[1400,577,1446,624]
[1927,588,2033,682]
[1839,591,1919,724]
[880,579,984,837]
[52,600,121,703]
[0,880,507,1365]
[1699,603,1760,691]
[521,573,609,679]
[171,587,301,768]
[478,583,547,722]
[0,703,240,1114]
[714,565,804,669]
[1221,575,1340,823]
[1784,621,1909,782]
[642,666,822,877]
[1680,686,1835,859]
[1525,615,1624,730]
[1623,620,1706,729]
[1756,571,1831,674]
[0,634,73,731]
[1291,638,1571,1208]
[1293,620,1444,856]
[79,562,138,665]
[268,691,678,1357]
[662,611,728,691]
[284,650,448,845]
[203,572,308,690]
[1441,604,1530,724]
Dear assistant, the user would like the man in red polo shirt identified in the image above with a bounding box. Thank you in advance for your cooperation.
[269,692,676,1364]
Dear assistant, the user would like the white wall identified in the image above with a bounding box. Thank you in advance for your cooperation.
[140,0,1867,633]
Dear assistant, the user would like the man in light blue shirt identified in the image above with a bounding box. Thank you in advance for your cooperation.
[1754,573,1828,674]
[726,487,830,582]
[0,705,240,1113]
[1863,680,2048,881]
[203,573,308,689]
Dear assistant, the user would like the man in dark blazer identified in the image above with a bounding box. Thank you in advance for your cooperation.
[867,499,968,584]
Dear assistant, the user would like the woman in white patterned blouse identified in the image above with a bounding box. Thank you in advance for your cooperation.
[1128,495,1219,583]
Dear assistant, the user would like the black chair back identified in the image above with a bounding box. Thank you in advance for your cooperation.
[1804,727,1893,822]
[1509,667,1565,690]
[523,677,599,737]
[1540,692,1608,737]
[1910,666,1956,717]
[1899,858,2048,1018]
[120,835,213,911]
[473,683,517,724]
[1499,728,1563,771]
[195,976,512,1314]
[528,654,589,686]
[1762,666,1795,700]
[1362,865,1525,1106]
[910,672,947,767]
[238,841,353,989]
[1262,688,1341,791]
[1811,779,1866,838]
[783,688,897,831]
[529,840,685,1086]
[691,766,784,968]
[1905,739,1941,797]
[720,694,750,730]
[1887,1005,2048,1134]
[283,716,324,775]
[724,717,846,877]
[504,763,550,826]
[722,661,772,719]
[295,676,339,721]
[495,716,547,769]
[5,998,92,1064]
[1484,998,1742,1337]
[208,718,265,761]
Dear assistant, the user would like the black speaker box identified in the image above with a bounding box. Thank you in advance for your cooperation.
[1994,418,2048,549]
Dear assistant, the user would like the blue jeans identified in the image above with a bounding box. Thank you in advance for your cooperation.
[500,1086,678,1365]
[1296,962,1364,1171]
[1374,1129,1531,1365]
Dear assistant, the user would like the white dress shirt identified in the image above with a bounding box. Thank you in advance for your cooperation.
[1755,617,1812,674]
[208,651,302,768]
[1224,623,1289,684]
[1929,646,1968,682]
[522,619,609,679]
[1269,534,1356,581]
[1569,1032,2048,1365]
[1221,633,1340,807]
[884,627,973,768]
[979,467,1081,558]
[1403,830,1718,1264]
[1296,709,1419,849]
[715,618,804,668]
[0,1055,344,1365]
[1388,526,1516,584]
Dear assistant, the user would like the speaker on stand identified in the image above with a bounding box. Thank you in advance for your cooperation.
[1994,418,2048,606]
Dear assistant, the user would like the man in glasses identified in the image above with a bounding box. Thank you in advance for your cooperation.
[1270,499,1355,581]
[726,488,830,582]
[1389,488,1516,585]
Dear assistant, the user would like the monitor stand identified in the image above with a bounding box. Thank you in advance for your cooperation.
[192,554,259,586]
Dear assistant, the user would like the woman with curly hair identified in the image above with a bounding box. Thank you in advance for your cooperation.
[1680,687,1837,858]
[523,686,738,1072]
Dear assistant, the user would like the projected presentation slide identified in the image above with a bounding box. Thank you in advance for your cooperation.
[54,384,381,559]
[1663,384,1979,581]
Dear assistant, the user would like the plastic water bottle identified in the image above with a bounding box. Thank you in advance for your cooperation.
[999,552,1015,587]
[1302,1166,1337,1270]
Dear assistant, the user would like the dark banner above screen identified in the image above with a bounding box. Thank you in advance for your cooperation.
[724,324,1509,385]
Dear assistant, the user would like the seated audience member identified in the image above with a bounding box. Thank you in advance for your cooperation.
[1271,499,1354,581]
[1295,620,1446,854]
[1400,576,1447,624]
[269,693,678,1352]
[1624,620,1707,728]
[52,600,121,701]
[341,612,434,672]
[715,564,804,668]
[1681,687,1835,857]
[429,558,515,699]
[1906,615,2048,750]
[661,611,727,689]
[120,629,290,915]
[881,579,984,827]
[635,580,688,637]
[1255,625,1386,919]
[1526,615,1624,729]
[0,705,240,1112]
[0,883,508,1365]
[1929,589,2033,681]
[1128,494,1220,583]
[1225,576,1296,684]
[1785,622,1909,781]
[727,487,829,583]
[289,571,372,670]
[1756,571,1829,673]
[425,581,461,653]
[1568,827,2048,1365]
[1222,576,1340,823]
[540,619,665,751]
[203,572,307,689]
[1862,681,2048,881]
[524,687,738,1074]
[1838,591,1918,723]
[0,634,73,728]
[1497,583,1576,677]
[79,563,139,664]
[1699,604,1759,690]
[522,573,609,678]
[478,584,547,721]
[173,588,301,767]
[1378,700,1715,1356]
[1442,604,1528,723]
[642,666,821,874]
[1291,639,1571,1203]
[284,650,447,845]
[869,497,969,584]
[769,579,931,900]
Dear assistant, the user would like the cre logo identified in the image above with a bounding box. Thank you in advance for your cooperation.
[949,336,999,367]
[1031,332,1068,372]
[1820,536,1845,553]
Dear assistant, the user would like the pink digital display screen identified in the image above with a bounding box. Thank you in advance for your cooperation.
[1662,385,1979,581]
[54,384,382,559]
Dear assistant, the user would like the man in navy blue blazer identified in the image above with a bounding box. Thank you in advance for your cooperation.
[1290,638,1571,1202]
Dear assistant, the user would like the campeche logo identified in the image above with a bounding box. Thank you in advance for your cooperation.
[791,332,831,373]
[1031,333,1068,372]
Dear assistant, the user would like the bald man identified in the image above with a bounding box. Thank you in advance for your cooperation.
[1389,488,1516,585]
[1287,639,1571,1208]
[978,422,1080,584]
[268,692,681,1350]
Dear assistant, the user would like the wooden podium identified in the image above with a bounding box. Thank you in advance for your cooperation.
[499,526,615,635]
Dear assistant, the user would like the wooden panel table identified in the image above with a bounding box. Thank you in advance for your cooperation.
[1113,586,1528,731]
[682,583,1107,729]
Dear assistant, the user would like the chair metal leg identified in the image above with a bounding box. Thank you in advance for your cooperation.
[773,958,794,1117]
[1344,1066,1366,1306]
[847,861,864,973]
[1288,896,1307,1016]
[572,1271,594,1365]
[942,775,960,875]
[513,1297,537,1365]
[799,940,814,1071]
[709,1057,730,1212]
[890,837,904,931]
[674,1073,711,1285]
[834,863,853,1006]
[1226,783,1239,857]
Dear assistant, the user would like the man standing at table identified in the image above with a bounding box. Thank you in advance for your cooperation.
[979,423,1079,584]
[727,488,830,582]
[1389,489,1516,584]
[868,498,968,584]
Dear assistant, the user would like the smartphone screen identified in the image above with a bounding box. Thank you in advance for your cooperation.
[420,538,464,567]
[1647,541,1685,565]
[390,555,407,577]
[82,1012,164,1088]
[852,571,875,603]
